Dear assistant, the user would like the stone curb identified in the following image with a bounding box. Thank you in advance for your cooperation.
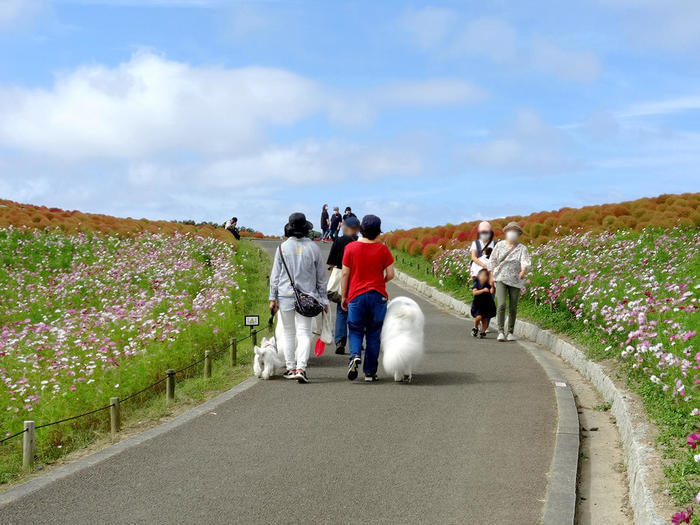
[393,270,667,525]
[0,378,260,508]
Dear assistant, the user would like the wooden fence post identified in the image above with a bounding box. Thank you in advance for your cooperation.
[22,420,35,470]
[204,351,212,379]
[230,338,237,367]
[110,397,121,438]
[252,330,257,347]
[166,369,175,403]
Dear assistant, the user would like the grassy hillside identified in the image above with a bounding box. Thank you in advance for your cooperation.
[384,192,700,260]
[0,206,271,484]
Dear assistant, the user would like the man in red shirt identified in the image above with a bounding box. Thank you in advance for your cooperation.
[341,215,395,381]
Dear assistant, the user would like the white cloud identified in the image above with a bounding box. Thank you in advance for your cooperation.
[531,39,600,82]
[377,78,486,106]
[465,109,577,173]
[619,95,700,118]
[0,52,486,158]
[452,16,518,63]
[0,0,45,27]
[0,52,323,158]
[597,0,700,52]
[397,6,456,50]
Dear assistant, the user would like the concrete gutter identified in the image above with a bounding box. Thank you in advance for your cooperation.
[393,270,667,525]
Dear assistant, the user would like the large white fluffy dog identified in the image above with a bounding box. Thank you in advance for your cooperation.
[381,296,425,382]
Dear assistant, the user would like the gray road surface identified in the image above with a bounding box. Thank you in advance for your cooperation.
[1,239,556,524]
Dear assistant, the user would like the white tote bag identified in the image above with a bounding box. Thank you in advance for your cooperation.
[327,267,342,303]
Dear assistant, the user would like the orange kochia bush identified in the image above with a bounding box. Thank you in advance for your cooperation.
[387,192,700,255]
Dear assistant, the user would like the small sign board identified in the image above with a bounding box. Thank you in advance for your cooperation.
[244,315,260,327]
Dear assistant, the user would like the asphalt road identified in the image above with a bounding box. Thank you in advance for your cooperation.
[1,239,556,525]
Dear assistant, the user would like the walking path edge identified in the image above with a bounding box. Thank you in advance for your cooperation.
[0,378,260,509]
[393,269,667,525]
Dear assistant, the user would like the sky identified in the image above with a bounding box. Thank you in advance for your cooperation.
[0,0,699,234]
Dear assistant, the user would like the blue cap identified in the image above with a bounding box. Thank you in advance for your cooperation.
[361,214,382,234]
[344,216,360,228]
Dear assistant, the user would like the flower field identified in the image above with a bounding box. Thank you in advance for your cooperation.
[0,226,268,481]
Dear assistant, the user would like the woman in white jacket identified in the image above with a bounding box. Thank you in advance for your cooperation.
[269,213,329,383]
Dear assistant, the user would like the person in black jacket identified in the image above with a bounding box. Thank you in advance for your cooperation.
[329,207,342,240]
[224,217,240,240]
[320,204,330,241]
[326,216,360,354]
[342,206,356,223]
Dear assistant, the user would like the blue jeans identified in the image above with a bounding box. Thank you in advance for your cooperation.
[335,302,348,344]
[347,291,387,376]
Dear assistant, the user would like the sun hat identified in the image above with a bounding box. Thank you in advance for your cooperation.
[503,221,523,234]
[344,216,360,229]
[284,212,313,238]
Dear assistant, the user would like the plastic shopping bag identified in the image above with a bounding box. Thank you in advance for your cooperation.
[314,309,334,357]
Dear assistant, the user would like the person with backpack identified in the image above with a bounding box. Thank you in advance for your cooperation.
[470,221,496,284]
[341,215,395,382]
[269,213,329,383]
[326,216,361,354]
[488,222,531,342]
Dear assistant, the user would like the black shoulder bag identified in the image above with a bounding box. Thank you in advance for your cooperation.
[278,247,325,318]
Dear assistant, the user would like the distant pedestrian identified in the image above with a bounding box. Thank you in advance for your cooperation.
[326,216,361,354]
[471,268,496,339]
[329,206,342,240]
[269,213,329,383]
[341,214,395,382]
[470,221,496,283]
[224,217,240,240]
[342,206,356,223]
[488,222,531,342]
[320,204,330,241]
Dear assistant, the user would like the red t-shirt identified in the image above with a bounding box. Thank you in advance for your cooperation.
[342,241,394,303]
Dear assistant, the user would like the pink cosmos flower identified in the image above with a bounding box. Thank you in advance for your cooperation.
[687,433,700,450]
[671,507,693,524]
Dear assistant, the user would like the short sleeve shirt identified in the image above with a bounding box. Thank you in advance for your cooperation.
[342,242,394,303]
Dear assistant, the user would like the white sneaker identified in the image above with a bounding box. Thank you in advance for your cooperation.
[507,333,517,342]
[497,332,506,342]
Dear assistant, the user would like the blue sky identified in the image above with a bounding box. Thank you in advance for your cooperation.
[0,0,699,234]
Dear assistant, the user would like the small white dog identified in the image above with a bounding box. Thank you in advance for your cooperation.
[381,296,425,382]
[253,336,285,380]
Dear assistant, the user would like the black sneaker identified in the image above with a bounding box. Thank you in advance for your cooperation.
[283,369,296,379]
[480,332,487,339]
[347,356,361,381]
[335,343,345,355]
[364,375,378,382]
[471,327,479,337]
[296,369,310,383]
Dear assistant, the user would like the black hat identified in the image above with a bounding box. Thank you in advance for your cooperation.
[285,212,313,238]
[360,214,382,238]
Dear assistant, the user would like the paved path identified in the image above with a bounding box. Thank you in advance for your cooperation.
[1,239,556,524]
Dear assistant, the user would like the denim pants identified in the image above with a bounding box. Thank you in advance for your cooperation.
[334,302,348,344]
[347,290,387,376]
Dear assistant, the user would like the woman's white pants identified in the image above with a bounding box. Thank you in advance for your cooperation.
[279,309,313,371]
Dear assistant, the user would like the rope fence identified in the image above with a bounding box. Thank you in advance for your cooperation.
[1,323,270,470]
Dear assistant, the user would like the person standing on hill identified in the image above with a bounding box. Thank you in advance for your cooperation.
[326,216,361,354]
[488,222,531,342]
[342,206,356,223]
[320,204,330,241]
[329,207,342,240]
[269,213,329,383]
[341,215,395,382]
